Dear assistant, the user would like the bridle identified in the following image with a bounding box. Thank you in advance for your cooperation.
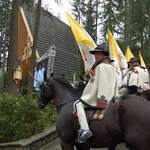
[39,95,48,108]
[55,98,77,107]
[39,93,77,108]
[39,81,80,108]
[39,83,55,107]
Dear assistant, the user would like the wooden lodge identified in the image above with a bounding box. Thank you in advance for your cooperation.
[16,4,81,87]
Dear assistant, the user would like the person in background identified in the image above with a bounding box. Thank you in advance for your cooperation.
[119,57,149,95]
[40,63,45,82]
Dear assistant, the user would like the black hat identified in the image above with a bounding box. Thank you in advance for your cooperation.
[127,57,139,63]
[90,47,109,56]
[100,56,114,62]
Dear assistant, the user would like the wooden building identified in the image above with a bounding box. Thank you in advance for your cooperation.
[17,5,81,86]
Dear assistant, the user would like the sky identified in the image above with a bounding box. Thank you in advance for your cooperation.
[42,0,73,25]
[40,0,103,44]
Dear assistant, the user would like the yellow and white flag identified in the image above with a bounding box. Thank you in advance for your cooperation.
[108,29,128,88]
[66,12,96,72]
[125,46,134,62]
[108,29,127,69]
[139,51,146,68]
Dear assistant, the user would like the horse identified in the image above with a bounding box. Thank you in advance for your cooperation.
[75,78,150,150]
[38,77,150,150]
[136,89,150,100]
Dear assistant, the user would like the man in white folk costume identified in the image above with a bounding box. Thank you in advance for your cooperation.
[119,57,149,95]
[87,46,109,77]
[73,50,119,142]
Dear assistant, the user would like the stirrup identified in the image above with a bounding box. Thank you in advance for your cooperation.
[75,129,86,143]
[75,139,86,143]
[75,129,93,143]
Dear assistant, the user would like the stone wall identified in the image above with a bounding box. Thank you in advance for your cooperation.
[0,127,58,150]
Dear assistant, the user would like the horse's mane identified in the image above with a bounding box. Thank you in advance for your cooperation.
[47,77,79,95]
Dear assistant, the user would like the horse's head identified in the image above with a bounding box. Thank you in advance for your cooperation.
[38,82,54,109]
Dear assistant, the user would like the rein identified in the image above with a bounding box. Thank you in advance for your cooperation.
[40,83,79,107]
[55,97,77,107]
[39,95,47,107]
[40,78,81,108]
[40,83,55,107]
[40,94,77,107]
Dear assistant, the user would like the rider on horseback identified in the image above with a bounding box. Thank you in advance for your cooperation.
[119,57,149,95]
[74,47,119,142]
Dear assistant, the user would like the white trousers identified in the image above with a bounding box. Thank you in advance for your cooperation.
[73,100,89,130]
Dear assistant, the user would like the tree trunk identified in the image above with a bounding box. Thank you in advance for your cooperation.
[1,28,7,92]
[95,0,99,43]
[27,0,42,95]
[8,0,19,95]
[124,0,131,48]
[148,2,150,51]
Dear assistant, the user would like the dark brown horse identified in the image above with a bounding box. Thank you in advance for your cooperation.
[38,77,150,150]
[136,89,150,100]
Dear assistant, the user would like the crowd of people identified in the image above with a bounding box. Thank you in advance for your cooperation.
[73,46,150,142]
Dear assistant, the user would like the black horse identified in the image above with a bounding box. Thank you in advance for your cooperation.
[38,77,150,150]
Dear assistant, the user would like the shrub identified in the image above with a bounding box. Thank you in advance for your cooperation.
[0,93,57,143]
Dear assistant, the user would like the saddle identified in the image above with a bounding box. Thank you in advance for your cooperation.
[85,106,108,121]
[73,107,107,120]
[73,98,115,121]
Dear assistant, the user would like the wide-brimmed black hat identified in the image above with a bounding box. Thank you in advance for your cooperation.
[90,47,109,56]
[127,57,139,63]
[100,56,114,62]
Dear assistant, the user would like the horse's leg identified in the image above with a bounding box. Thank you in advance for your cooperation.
[108,147,116,150]
[75,143,90,150]
[60,139,74,150]
[60,142,90,150]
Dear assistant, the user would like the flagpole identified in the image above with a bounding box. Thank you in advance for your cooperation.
[77,43,92,78]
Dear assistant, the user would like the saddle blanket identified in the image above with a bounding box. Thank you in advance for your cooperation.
[91,109,107,120]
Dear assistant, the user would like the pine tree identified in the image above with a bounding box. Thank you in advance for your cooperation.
[0,0,11,92]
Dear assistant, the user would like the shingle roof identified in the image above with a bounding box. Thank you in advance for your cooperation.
[22,5,81,80]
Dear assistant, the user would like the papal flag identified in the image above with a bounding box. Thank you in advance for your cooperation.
[125,46,134,62]
[66,12,96,73]
[139,51,146,68]
[108,29,128,69]
[108,29,128,88]
[139,51,149,83]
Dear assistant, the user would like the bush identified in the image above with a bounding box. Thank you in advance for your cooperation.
[0,93,57,143]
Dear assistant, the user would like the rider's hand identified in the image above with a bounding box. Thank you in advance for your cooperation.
[87,69,95,77]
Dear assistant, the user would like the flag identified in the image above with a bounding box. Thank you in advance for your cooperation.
[125,46,134,62]
[108,29,128,69]
[66,12,96,72]
[139,51,146,68]
[108,29,128,88]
